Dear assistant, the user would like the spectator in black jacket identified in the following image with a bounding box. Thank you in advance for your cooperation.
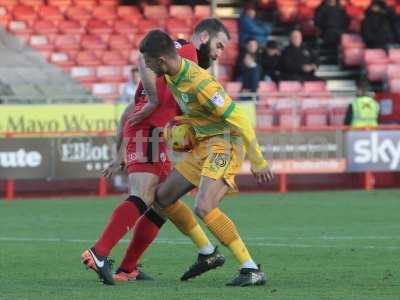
[361,0,396,49]
[314,0,349,47]
[260,40,281,82]
[279,30,319,81]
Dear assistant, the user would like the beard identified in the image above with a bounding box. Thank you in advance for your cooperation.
[197,42,213,69]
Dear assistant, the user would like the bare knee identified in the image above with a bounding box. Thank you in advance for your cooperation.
[194,193,214,218]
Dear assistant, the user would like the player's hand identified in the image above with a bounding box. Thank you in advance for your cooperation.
[252,165,274,184]
[102,159,125,178]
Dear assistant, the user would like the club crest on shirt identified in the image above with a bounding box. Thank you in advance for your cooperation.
[211,92,225,107]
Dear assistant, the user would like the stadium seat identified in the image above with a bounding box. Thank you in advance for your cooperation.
[166,18,191,39]
[329,106,347,126]
[113,19,137,34]
[76,51,101,66]
[101,51,127,66]
[87,19,113,35]
[225,81,242,95]
[65,6,91,23]
[388,48,400,63]
[387,64,400,79]
[303,81,327,93]
[92,5,117,22]
[0,6,11,26]
[303,107,328,127]
[117,5,141,20]
[8,20,31,34]
[278,113,301,128]
[127,49,139,64]
[70,65,97,83]
[343,47,364,66]
[108,34,133,51]
[279,81,303,93]
[366,63,388,81]
[59,20,86,34]
[33,20,59,35]
[96,65,124,82]
[98,0,118,6]
[47,0,72,12]
[341,33,365,48]
[278,5,298,23]
[169,5,193,21]
[352,0,371,9]
[258,81,278,93]
[73,0,96,9]
[54,34,80,51]
[389,78,400,92]
[13,4,37,25]
[221,19,238,33]
[29,35,53,51]
[194,5,211,18]
[20,0,44,11]
[256,108,274,129]
[38,6,64,22]
[137,19,163,34]
[143,5,168,19]
[81,34,107,50]
[92,82,119,100]
[50,52,75,69]
[364,49,389,64]
[0,0,17,9]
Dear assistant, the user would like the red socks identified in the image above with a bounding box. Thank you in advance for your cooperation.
[93,196,147,257]
[119,209,166,273]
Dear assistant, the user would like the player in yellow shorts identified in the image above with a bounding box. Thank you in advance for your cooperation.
[140,30,273,286]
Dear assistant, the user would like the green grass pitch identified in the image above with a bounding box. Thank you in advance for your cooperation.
[1,190,400,300]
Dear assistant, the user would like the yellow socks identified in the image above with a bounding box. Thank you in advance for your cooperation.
[204,208,255,267]
[162,200,214,253]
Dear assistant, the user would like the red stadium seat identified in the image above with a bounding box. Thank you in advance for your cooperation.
[87,19,113,35]
[366,63,388,81]
[50,52,75,68]
[221,19,238,33]
[343,47,364,66]
[194,5,211,17]
[92,82,119,100]
[305,0,322,8]
[279,81,303,93]
[303,81,327,93]
[341,33,365,48]
[54,34,81,51]
[59,20,86,34]
[258,81,277,93]
[143,5,168,19]
[330,106,347,126]
[113,20,137,34]
[98,0,118,6]
[70,65,97,83]
[81,34,107,50]
[117,5,141,20]
[65,6,91,23]
[47,0,72,12]
[13,4,36,25]
[364,49,389,64]
[96,65,124,82]
[108,34,133,50]
[389,78,400,92]
[278,5,298,23]
[29,34,53,51]
[169,5,193,20]
[21,0,44,11]
[38,6,64,22]
[388,48,400,63]
[166,18,191,39]
[138,19,163,34]
[8,20,31,34]
[0,6,11,26]
[33,20,59,35]
[0,0,17,9]
[303,107,328,127]
[225,81,242,95]
[352,0,371,9]
[92,5,117,22]
[278,113,301,128]
[387,64,400,79]
[256,108,274,129]
[128,49,139,64]
[73,0,96,9]
[101,51,127,66]
[76,51,102,66]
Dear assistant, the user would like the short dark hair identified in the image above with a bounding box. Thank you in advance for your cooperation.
[245,37,257,44]
[193,18,231,40]
[139,30,177,58]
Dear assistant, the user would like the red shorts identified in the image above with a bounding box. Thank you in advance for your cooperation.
[124,126,172,182]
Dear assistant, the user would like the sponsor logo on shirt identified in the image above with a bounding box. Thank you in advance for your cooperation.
[211,92,225,107]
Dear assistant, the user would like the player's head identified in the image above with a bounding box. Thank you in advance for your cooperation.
[139,30,178,76]
[192,18,231,69]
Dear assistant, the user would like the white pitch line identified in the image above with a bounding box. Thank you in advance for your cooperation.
[0,236,399,250]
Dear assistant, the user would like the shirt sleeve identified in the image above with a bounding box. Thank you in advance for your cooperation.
[195,79,268,171]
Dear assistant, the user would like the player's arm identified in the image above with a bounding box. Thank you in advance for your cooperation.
[127,54,159,125]
[102,102,134,178]
[196,80,273,183]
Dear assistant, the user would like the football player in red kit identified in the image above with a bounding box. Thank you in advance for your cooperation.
[81,18,231,285]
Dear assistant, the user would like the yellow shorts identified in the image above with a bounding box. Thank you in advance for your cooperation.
[175,136,245,192]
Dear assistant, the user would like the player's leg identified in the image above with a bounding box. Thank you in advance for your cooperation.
[192,176,266,286]
[81,172,158,285]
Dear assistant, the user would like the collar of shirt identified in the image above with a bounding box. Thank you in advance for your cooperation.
[167,58,190,86]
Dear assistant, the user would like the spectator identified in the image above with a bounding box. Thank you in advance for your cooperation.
[344,81,379,127]
[279,30,319,81]
[314,0,349,47]
[260,40,281,82]
[238,3,272,49]
[361,0,396,49]
[236,38,263,95]
[119,67,140,103]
